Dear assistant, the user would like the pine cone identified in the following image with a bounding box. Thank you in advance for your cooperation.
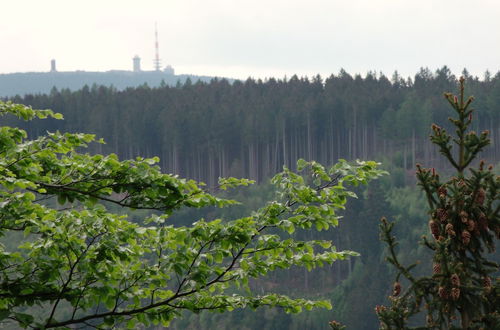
[393,282,402,297]
[478,213,488,231]
[451,287,460,300]
[446,223,456,237]
[475,188,486,205]
[461,230,471,245]
[460,210,469,223]
[430,220,440,239]
[451,274,460,286]
[484,277,492,293]
[433,263,441,274]
[438,286,448,300]
[437,208,448,223]
[438,186,447,199]
[432,124,442,135]
[467,220,475,232]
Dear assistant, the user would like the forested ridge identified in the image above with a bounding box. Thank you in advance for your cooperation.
[0,71,216,98]
[8,67,500,187]
[3,67,499,329]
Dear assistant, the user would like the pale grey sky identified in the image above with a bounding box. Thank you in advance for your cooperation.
[1,0,499,79]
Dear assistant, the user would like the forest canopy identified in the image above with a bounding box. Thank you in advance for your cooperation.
[0,100,385,328]
[2,68,499,329]
[7,67,500,187]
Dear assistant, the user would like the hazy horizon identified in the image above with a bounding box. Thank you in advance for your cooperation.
[2,65,496,83]
[1,0,499,80]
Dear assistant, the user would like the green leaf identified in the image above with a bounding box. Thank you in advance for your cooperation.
[135,227,147,234]
[57,194,66,205]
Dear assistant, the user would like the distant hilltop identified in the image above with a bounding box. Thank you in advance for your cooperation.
[0,59,218,97]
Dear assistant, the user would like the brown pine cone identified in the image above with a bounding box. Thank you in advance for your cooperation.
[429,220,440,239]
[475,188,486,205]
[433,263,441,274]
[446,223,456,236]
[438,286,448,300]
[467,220,476,232]
[438,186,447,199]
[484,276,492,293]
[437,208,448,223]
[461,230,471,245]
[393,282,402,297]
[478,213,488,231]
[460,210,468,223]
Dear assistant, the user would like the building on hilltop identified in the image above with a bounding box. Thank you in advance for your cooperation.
[50,59,57,72]
[164,65,174,75]
[133,56,141,72]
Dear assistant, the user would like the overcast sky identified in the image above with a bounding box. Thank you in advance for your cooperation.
[1,0,499,80]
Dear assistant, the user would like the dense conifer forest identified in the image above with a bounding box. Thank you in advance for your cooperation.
[7,67,500,188]
[3,67,499,329]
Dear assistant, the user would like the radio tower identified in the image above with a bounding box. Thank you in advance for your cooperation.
[153,23,162,71]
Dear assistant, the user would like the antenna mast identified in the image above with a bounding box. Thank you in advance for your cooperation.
[154,23,161,71]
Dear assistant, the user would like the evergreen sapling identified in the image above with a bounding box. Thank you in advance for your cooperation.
[377,77,499,329]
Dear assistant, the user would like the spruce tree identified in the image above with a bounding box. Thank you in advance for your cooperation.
[377,77,499,329]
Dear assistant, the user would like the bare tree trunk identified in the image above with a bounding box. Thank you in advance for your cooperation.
[307,114,312,161]
[412,129,416,166]
[282,123,287,168]
[274,132,279,172]
[337,129,341,161]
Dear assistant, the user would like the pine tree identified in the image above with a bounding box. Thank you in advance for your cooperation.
[376,77,499,329]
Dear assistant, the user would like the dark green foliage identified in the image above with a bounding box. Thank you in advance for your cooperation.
[377,78,499,329]
[8,68,500,186]
[172,180,397,330]
[0,101,385,329]
[3,68,500,329]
